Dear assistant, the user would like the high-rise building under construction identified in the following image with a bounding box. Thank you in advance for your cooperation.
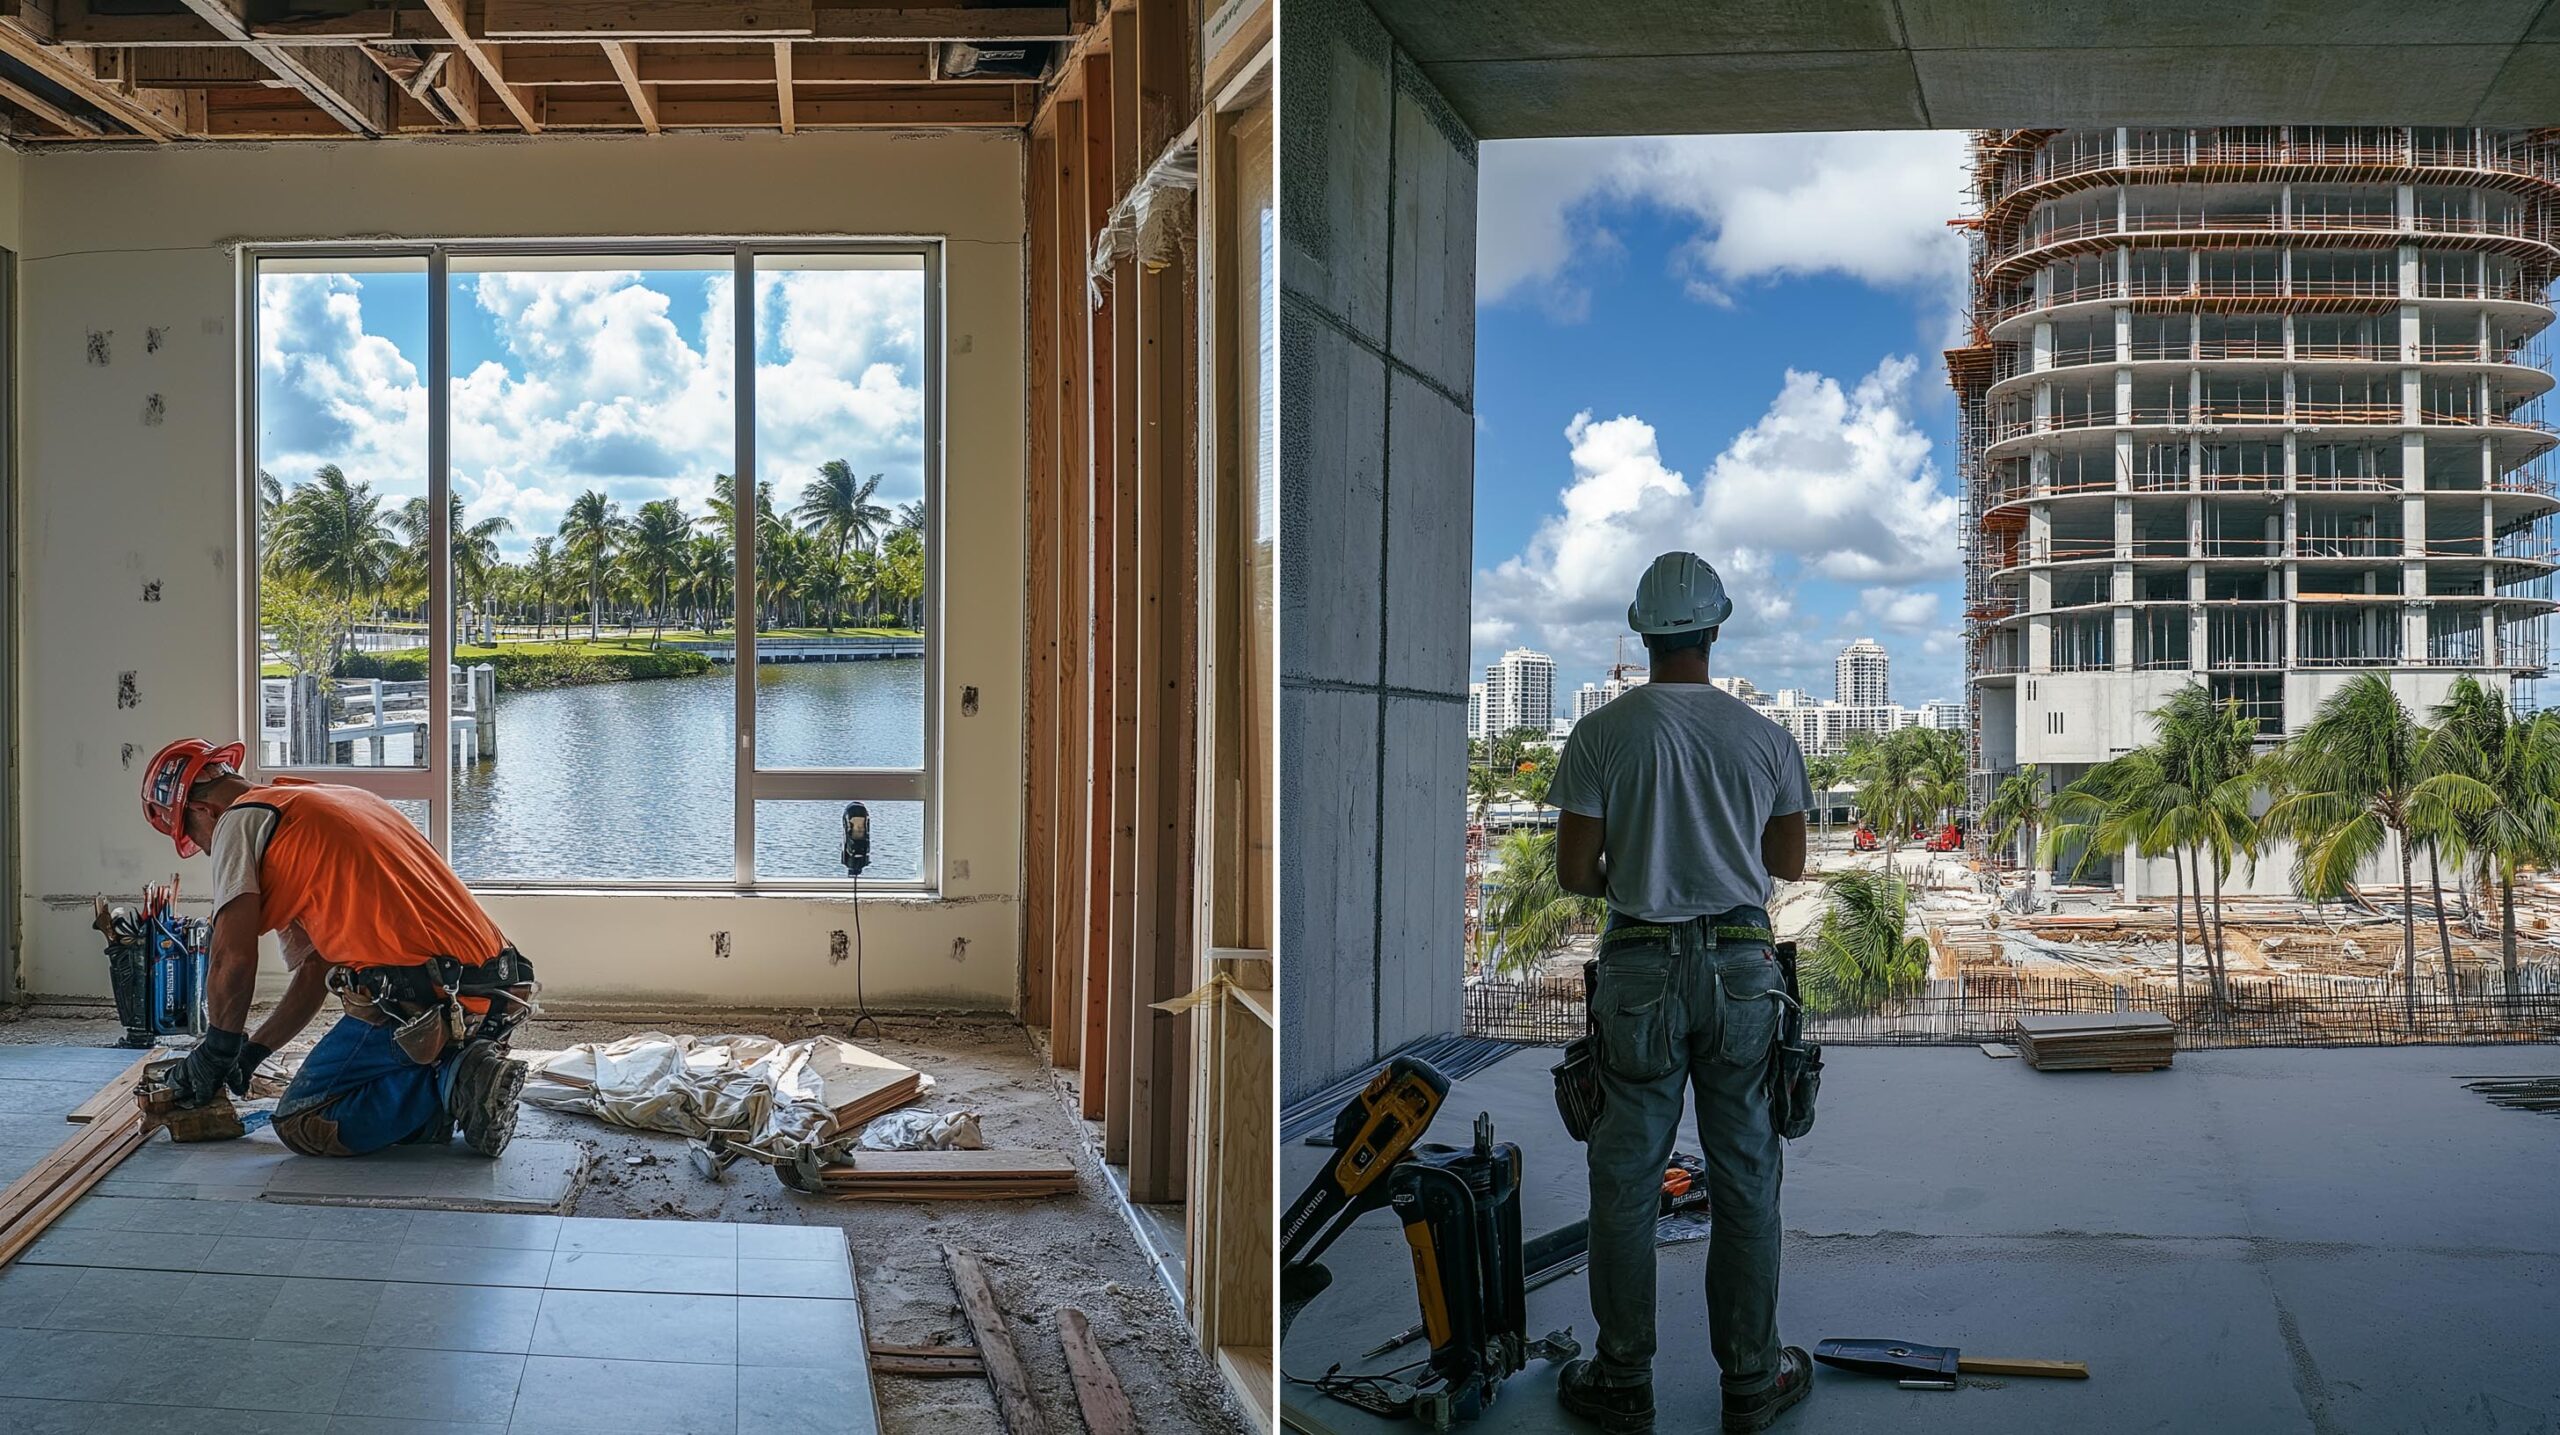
[1949,127,2559,882]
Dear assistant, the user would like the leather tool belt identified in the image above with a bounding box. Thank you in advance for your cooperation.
[328,947,538,1065]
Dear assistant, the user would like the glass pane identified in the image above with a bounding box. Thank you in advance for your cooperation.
[445,258,736,881]
[750,254,930,772]
[389,799,431,839]
[255,257,430,770]
[756,800,924,882]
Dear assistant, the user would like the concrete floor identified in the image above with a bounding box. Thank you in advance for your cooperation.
[1281,1043,2560,1434]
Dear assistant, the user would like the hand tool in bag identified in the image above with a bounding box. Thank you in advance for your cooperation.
[1814,1337,2088,1389]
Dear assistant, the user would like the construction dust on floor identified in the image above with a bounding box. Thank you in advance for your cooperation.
[2,1005,1243,1434]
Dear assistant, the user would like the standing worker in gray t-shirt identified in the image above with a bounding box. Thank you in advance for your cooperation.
[1542,552,1814,1434]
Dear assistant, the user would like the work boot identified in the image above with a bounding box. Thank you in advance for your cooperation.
[1556,1358,1654,1434]
[448,1039,527,1158]
[1721,1346,1813,1433]
[399,1111,455,1145]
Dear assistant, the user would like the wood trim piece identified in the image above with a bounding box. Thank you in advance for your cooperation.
[1099,0,1141,1169]
[1076,47,1115,1121]
[424,0,540,131]
[1024,115,1060,1030]
[599,39,658,130]
[483,0,816,39]
[1051,95,1092,1071]
[771,39,792,130]
[0,21,181,137]
[943,1247,1051,1435]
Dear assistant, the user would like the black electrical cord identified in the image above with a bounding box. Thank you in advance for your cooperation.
[847,870,883,1041]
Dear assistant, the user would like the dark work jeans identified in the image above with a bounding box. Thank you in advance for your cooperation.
[273,1013,453,1157]
[1584,905,1785,1395]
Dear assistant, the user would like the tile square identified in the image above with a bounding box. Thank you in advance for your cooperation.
[109,1194,251,1234]
[0,1263,83,1328]
[291,1240,388,1281]
[48,1196,132,1231]
[736,1259,855,1300]
[402,1212,563,1251]
[330,1419,507,1435]
[736,1361,878,1435]
[19,1228,218,1272]
[363,1282,544,1354]
[530,1289,739,1365]
[509,1355,736,1435]
[732,1225,842,1262]
[545,1251,736,1296]
[737,1297,864,1368]
[0,1327,199,1403]
[257,1279,391,1346]
[201,1338,360,1414]
[205,1236,322,1277]
[231,1203,418,1243]
[334,1346,526,1425]
[42,1267,198,1334]
[389,1245,556,1290]
[556,1218,737,1259]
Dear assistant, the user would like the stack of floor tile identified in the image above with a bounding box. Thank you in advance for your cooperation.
[2011,1012,2175,1072]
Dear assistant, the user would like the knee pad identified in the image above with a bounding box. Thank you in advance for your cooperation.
[273,1102,355,1157]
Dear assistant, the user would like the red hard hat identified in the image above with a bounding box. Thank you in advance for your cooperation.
[139,738,246,858]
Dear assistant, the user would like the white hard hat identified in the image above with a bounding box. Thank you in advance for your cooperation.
[1627,552,1733,635]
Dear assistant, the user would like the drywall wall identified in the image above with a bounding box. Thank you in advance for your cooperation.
[14,131,1027,1010]
[1279,0,1477,1097]
[0,145,21,254]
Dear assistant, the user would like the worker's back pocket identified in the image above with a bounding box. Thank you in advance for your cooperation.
[1712,949,1784,1066]
[1592,944,1685,1083]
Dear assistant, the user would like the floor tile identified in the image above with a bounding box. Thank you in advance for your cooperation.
[737,1362,880,1435]
[389,1244,557,1289]
[0,1263,83,1328]
[40,1266,247,1336]
[230,1203,418,1243]
[509,1355,738,1434]
[329,1418,508,1435]
[0,1395,337,1435]
[556,1217,738,1259]
[0,1327,202,1403]
[737,1297,864,1368]
[264,1141,582,1214]
[202,1338,361,1413]
[545,1250,737,1296]
[292,1240,390,1281]
[402,1211,563,1251]
[205,1235,326,1277]
[257,1279,392,1345]
[530,1289,739,1365]
[94,1193,252,1235]
[734,1224,843,1262]
[363,1282,544,1354]
[334,1346,526,1425]
[736,1258,855,1300]
[19,1227,218,1272]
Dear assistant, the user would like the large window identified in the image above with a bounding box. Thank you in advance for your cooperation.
[246,244,939,889]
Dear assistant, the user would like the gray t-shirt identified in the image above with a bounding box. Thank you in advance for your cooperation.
[1544,682,1812,924]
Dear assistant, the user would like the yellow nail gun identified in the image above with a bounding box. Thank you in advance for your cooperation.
[136,1058,246,1143]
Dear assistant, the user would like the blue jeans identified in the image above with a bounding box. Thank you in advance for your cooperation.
[1584,905,1786,1394]
[273,1013,454,1156]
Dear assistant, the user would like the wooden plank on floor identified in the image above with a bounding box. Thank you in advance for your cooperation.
[943,1247,1051,1435]
[65,1053,156,1123]
[1051,96,1092,1070]
[869,1343,986,1377]
[1025,113,1060,1032]
[1056,1307,1138,1435]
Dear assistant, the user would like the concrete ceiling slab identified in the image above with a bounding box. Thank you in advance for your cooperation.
[1365,0,1906,63]
[1918,45,2515,129]
[2474,42,2560,124]
[1427,49,1928,140]
[1900,0,2547,51]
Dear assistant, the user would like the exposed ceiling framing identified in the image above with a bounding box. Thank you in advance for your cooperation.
[0,0,1077,141]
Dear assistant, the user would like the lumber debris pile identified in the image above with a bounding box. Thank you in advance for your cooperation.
[788,1149,1078,1202]
[2,1054,160,1268]
[2011,1012,2175,1072]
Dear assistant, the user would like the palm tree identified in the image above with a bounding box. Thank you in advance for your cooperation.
[620,499,694,642]
[2152,684,2266,996]
[2415,679,2557,1002]
[685,534,732,633]
[1984,764,2050,882]
[270,465,399,603]
[392,494,514,629]
[2048,743,2215,1004]
[1801,869,1932,1016]
[794,459,891,575]
[1804,755,1843,847]
[2265,673,2429,1026]
[1476,827,1603,977]
[559,490,623,639]
[256,468,285,573]
[523,537,562,639]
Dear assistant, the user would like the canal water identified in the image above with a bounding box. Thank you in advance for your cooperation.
[445,660,926,883]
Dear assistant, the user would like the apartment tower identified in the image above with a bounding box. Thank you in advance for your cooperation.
[1836,637,1891,706]
[1950,127,2560,881]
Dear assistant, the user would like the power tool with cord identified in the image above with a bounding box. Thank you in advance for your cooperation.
[1281,1057,1578,1431]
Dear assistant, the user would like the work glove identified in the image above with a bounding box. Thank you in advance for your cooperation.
[226,1040,275,1099]
[169,1027,246,1109]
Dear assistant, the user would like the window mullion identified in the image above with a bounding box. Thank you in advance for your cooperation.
[732,246,756,887]
[427,247,453,854]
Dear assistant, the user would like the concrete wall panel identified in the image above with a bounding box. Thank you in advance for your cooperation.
[1370,0,1903,64]
[1279,0,1394,348]
[1388,52,1477,402]
[12,132,1026,1010]
[1376,692,1464,1055]
[1278,686,1380,1090]
[1279,302,1386,686]
[1430,51,1929,141]
[1383,371,1472,697]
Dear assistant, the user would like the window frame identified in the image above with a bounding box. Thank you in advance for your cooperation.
[236,237,944,894]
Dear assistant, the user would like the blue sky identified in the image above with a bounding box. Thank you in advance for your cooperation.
[1471,131,1975,708]
[257,260,925,561]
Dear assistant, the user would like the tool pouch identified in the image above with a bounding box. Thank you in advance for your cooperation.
[1551,961,1607,1143]
[1766,943,1822,1141]
[389,1000,454,1066]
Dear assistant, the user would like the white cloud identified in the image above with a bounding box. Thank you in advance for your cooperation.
[1472,355,1957,688]
[257,266,926,559]
[1478,131,1970,326]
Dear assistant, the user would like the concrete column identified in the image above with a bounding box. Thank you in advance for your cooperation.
[2398,243,2419,299]
[2114,306,2132,362]
[2114,431,2135,490]
[2033,320,2054,370]
[2115,367,2134,424]
[2402,366,2421,426]
[2397,182,2415,229]
[473,665,499,757]
[2398,303,2419,360]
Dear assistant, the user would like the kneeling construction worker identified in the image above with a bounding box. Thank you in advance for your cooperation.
[1543,553,1814,1433]
[140,738,536,1157]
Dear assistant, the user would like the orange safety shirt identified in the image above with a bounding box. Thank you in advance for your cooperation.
[236,780,505,971]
